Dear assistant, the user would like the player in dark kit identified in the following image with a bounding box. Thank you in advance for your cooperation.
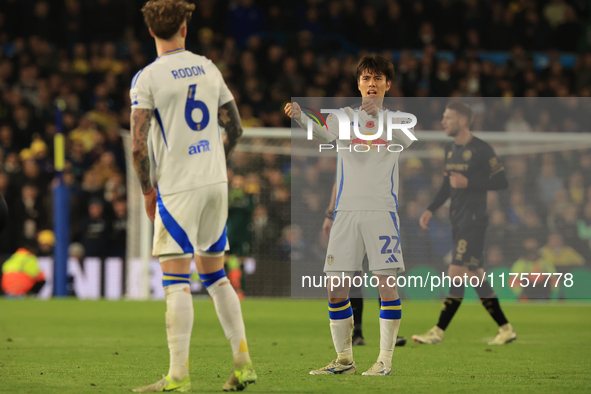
[412,102,516,345]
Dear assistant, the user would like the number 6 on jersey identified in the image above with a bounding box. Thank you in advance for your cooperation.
[185,84,210,131]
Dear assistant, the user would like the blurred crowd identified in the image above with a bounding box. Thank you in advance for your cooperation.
[0,0,589,294]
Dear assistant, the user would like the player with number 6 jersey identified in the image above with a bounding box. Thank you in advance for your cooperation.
[130,1,256,392]
[130,48,231,195]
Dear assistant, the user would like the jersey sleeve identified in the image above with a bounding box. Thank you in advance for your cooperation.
[388,111,415,149]
[217,67,234,107]
[295,111,338,143]
[130,69,154,110]
[467,141,508,191]
[442,144,451,175]
[480,142,504,177]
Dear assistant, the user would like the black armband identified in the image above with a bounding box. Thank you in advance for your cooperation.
[325,209,334,220]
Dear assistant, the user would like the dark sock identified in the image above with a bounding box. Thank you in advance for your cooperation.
[437,297,462,330]
[436,284,465,330]
[480,297,509,326]
[474,280,509,326]
[351,297,364,337]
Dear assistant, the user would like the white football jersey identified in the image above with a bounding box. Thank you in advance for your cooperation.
[130,48,233,195]
[300,107,414,212]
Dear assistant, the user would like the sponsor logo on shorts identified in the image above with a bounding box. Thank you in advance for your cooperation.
[327,254,334,265]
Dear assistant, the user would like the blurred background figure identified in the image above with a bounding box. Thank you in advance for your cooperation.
[510,237,557,299]
[540,233,585,270]
[225,175,256,299]
[1,245,46,297]
[37,229,55,257]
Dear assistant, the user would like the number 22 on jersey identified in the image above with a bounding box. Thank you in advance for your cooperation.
[184,84,210,131]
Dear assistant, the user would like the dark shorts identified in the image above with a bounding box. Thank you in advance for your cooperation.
[451,224,487,271]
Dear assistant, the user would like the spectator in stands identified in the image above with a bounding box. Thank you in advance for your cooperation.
[537,162,564,207]
[507,191,526,226]
[554,204,591,260]
[540,233,585,269]
[568,171,585,206]
[577,203,591,260]
[79,198,109,258]
[37,229,54,257]
[109,198,126,259]
[487,210,516,261]
[510,237,556,299]
[486,246,505,268]
[517,207,548,247]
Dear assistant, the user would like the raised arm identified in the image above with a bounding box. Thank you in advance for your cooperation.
[218,100,243,161]
[284,102,338,143]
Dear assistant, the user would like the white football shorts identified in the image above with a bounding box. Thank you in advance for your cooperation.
[153,182,229,257]
[324,210,404,275]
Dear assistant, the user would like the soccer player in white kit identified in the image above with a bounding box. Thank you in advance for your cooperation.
[285,54,415,376]
[130,1,256,391]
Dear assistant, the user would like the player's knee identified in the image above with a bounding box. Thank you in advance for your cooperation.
[162,273,191,296]
[448,283,465,299]
[328,297,349,304]
[199,268,229,295]
[475,279,495,299]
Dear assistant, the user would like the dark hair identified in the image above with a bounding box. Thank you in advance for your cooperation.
[446,102,474,126]
[141,0,196,40]
[355,54,395,82]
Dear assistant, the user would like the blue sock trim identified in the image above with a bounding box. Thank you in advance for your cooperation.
[163,273,190,279]
[328,298,353,320]
[198,269,226,288]
[162,272,191,287]
[381,299,402,307]
[380,298,401,320]
[328,299,350,309]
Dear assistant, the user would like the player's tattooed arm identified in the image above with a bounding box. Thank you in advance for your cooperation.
[130,108,154,194]
[218,100,243,161]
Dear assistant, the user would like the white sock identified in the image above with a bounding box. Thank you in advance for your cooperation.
[164,283,194,382]
[330,316,354,364]
[377,318,401,368]
[205,277,251,368]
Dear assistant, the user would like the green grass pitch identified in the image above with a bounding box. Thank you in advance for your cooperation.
[1,298,590,393]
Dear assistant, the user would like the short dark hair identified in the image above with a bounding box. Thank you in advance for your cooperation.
[355,54,395,82]
[142,0,195,40]
[446,102,474,126]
